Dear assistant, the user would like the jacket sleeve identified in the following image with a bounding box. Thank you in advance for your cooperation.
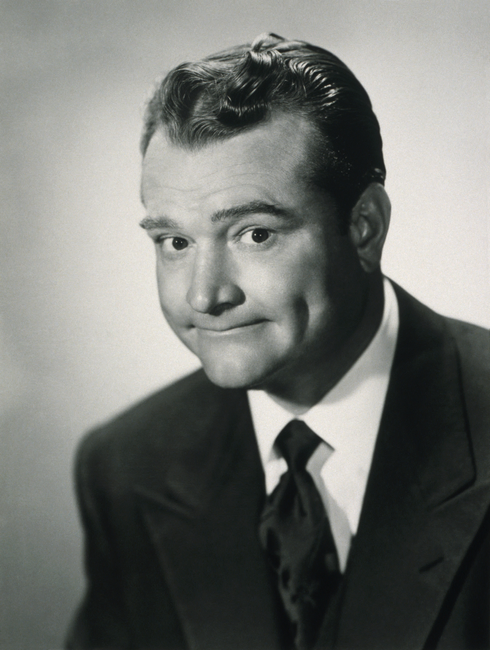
[65,434,131,649]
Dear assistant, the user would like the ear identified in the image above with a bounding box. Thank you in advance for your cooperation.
[348,183,391,273]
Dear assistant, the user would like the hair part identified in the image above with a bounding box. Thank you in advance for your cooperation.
[141,33,386,232]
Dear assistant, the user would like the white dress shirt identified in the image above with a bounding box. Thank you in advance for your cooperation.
[248,278,399,572]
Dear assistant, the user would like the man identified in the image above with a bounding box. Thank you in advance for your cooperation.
[67,34,490,650]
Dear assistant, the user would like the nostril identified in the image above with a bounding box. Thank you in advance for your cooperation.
[186,278,245,314]
[209,302,236,317]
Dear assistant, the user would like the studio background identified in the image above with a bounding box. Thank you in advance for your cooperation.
[1,1,489,648]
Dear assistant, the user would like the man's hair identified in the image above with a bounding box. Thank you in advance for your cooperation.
[141,33,386,232]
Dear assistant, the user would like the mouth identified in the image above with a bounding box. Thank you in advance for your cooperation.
[194,320,267,335]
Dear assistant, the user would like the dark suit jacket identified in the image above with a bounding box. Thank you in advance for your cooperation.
[66,285,490,650]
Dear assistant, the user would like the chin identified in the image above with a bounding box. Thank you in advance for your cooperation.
[199,356,277,390]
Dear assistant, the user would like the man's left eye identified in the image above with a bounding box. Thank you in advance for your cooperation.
[241,228,271,244]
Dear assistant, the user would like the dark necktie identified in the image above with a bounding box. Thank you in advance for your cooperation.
[259,420,341,650]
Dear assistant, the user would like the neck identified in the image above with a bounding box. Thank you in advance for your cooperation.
[264,271,385,415]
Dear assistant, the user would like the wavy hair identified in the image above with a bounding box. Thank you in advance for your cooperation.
[141,34,386,231]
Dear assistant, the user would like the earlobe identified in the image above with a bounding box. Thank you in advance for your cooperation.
[349,183,391,273]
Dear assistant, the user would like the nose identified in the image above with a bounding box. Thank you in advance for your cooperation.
[186,247,244,314]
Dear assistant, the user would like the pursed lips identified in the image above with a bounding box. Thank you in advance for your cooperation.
[192,319,267,334]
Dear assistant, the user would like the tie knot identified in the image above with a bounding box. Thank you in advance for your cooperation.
[275,420,320,471]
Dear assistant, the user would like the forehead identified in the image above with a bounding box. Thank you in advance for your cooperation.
[141,113,319,212]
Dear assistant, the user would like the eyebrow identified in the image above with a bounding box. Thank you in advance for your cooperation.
[139,215,179,230]
[139,201,294,230]
[210,201,294,223]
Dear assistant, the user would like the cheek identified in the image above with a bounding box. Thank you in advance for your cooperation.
[156,265,189,324]
[244,253,330,323]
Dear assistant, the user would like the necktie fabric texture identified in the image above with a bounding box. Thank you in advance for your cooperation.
[259,420,341,650]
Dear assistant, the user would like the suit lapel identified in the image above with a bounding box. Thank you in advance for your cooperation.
[328,286,490,649]
[134,387,287,650]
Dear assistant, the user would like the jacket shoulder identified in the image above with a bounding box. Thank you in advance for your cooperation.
[443,316,490,408]
[392,282,490,477]
[446,317,490,476]
[445,316,490,368]
[75,369,237,489]
[393,281,489,373]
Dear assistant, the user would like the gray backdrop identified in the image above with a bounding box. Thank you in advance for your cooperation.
[1,1,489,648]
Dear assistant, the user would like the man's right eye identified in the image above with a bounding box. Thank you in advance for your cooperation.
[159,236,189,251]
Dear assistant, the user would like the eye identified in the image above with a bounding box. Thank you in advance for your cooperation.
[241,228,271,244]
[170,237,188,250]
[159,236,189,252]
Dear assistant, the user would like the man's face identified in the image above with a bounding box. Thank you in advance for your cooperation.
[141,113,365,390]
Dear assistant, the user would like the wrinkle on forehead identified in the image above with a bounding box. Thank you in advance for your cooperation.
[140,113,323,219]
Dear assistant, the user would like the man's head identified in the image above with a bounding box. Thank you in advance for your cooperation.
[140,35,390,405]
[141,33,386,233]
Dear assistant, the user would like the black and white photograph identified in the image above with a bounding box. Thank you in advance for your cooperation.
[1,1,489,649]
